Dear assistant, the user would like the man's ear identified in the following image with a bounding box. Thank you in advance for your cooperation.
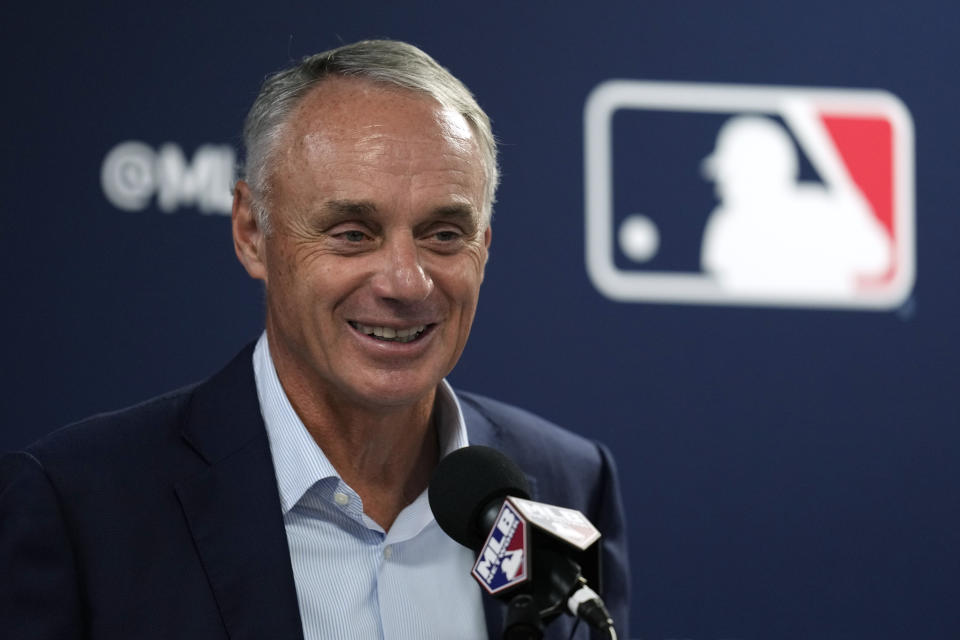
[480,225,492,278]
[232,180,267,282]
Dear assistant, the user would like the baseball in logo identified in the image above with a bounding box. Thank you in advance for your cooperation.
[472,501,528,595]
[584,81,915,310]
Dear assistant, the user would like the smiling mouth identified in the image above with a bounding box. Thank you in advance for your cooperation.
[349,321,429,343]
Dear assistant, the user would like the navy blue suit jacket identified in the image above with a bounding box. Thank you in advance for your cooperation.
[0,345,629,639]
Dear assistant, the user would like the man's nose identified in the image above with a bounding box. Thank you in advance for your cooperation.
[370,234,434,303]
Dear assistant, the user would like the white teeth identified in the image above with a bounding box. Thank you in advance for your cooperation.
[351,323,427,343]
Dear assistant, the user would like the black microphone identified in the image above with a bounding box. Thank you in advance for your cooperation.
[429,446,616,639]
[429,445,532,550]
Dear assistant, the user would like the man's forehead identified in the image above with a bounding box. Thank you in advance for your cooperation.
[286,76,474,146]
[263,76,489,228]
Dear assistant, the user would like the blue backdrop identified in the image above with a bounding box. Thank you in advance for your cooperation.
[3,2,957,638]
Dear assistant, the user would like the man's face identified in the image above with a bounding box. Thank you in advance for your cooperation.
[235,77,490,412]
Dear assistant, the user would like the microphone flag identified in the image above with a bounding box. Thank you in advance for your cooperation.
[471,496,602,596]
[472,499,529,594]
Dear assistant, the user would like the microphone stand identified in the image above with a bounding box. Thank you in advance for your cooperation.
[503,594,544,640]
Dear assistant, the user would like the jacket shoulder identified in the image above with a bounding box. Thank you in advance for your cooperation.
[456,390,607,482]
[457,390,602,453]
[15,343,259,484]
[15,384,200,488]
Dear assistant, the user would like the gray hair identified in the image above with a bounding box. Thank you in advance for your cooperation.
[241,40,499,233]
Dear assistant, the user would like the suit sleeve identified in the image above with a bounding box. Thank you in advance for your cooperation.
[0,452,85,638]
[591,442,630,640]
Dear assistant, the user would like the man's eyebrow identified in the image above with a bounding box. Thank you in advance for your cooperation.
[320,200,379,221]
[315,200,480,229]
[431,204,479,227]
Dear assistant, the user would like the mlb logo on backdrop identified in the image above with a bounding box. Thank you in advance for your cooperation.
[584,81,915,309]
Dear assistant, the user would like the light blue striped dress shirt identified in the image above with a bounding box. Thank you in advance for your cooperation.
[252,334,488,640]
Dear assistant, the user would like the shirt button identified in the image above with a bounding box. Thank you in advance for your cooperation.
[333,492,349,506]
[383,545,393,560]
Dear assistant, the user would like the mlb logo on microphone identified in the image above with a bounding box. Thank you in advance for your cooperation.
[584,81,915,309]
[472,501,528,594]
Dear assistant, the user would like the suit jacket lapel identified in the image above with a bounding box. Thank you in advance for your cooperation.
[175,345,304,640]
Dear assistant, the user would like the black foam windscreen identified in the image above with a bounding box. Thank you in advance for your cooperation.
[429,445,532,551]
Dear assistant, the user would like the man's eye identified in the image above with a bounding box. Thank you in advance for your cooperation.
[433,230,461,242]
[339,230,368,242]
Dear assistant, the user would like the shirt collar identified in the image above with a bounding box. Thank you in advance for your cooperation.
[252,332,470,517]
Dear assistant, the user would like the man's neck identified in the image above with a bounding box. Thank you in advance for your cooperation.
[268,341,439,531]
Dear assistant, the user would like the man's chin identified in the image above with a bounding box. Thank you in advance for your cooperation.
[342,373,441,412]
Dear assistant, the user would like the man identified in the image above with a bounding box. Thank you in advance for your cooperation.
[0,40,629,639]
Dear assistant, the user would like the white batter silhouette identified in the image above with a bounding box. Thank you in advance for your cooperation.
[700,116,891,296]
